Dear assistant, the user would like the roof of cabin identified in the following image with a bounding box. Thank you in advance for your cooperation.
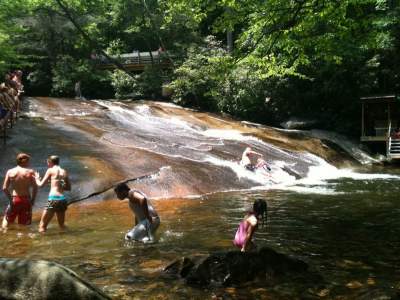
[360,95,399,103]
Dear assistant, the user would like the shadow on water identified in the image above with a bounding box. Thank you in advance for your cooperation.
[0,97,400,299]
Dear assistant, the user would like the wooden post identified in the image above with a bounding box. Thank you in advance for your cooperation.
[2,122,5,145]
[9,112,13,128]
[388,102,391,137]
[361,102,364,138]
[387,102,391,158]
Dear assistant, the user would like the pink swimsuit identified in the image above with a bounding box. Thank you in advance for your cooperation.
[233,218,251,248]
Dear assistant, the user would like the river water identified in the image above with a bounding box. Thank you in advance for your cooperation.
[1,97,400,299]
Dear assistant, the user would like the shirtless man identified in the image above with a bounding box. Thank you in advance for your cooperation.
[240,147,264,171]
[35,155,71,233]
[2,153,37,229]
[114,183,160,243]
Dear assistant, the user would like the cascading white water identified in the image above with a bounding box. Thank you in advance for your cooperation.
[93,100,400,193]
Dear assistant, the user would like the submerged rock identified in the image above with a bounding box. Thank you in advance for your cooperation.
[164,247,309,286]
[0,258,111,300]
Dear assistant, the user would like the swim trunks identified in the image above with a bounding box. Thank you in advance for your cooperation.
[46,195,68,212]
[233,219,249,249]
[5,195,32,225]
[125,216,160,242]
[244,164,256,171]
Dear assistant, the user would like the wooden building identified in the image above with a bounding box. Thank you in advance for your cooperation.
[360,95,400,160]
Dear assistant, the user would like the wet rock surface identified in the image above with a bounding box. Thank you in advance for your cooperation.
[164,247,313,286]
[0,258,111,300]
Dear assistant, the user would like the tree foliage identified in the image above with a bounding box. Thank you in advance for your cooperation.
[0,0,399,133]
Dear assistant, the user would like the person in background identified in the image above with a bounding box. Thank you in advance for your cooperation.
[2,153,37,230]
[75,81,84,100]
[391,127,400,139]
[114,183,160,243]
[35,155,71,233]
[11,70,24,95]
[233,199,267,252]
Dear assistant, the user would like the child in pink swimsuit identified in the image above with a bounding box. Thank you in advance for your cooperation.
[233,199,267,252]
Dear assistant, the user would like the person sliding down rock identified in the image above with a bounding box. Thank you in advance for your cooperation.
[240,147,264,171]
[114,183,160,243]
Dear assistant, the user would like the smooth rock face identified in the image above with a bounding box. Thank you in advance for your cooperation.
[0,258,111,300]
[164,247,309,286]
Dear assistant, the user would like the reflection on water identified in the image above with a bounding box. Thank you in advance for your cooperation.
[1,181,400,299]
[0,98,400,299]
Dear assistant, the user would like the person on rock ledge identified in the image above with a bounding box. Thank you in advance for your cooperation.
[114,183,160,243]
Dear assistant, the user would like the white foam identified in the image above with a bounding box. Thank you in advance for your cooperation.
[307,129,381,165]
[204,156,281,185]
[93,100,400,195]
[300,153,400,184]
[202,129,255,141]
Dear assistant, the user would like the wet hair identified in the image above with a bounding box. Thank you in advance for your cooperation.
[16,153,30,166]
[114,182,130,194]
[47,155,60,165]
[253,198,267,227]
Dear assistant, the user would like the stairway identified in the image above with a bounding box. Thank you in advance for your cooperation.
[389,138,400,159]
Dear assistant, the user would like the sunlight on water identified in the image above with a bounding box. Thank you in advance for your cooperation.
[1,97,400,299]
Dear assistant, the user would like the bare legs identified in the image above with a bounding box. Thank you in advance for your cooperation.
[1,217,9,231]
[39,210,66,233]
[56,211,66,230]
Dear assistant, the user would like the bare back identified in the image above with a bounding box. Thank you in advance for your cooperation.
[128,190,158,222]
[241,150,252,166]
[48,166,69,196]
[4,166,36,197]
[241,147,264,167]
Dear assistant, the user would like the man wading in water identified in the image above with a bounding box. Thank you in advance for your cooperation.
[35,155,71,233]
[114,183,160,243]
[2,153,37,231]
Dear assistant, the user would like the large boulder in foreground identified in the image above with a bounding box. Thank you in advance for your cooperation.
[0,258,110,300]
[164,247,310,286]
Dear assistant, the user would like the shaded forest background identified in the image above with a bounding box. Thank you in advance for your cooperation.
[1,0,399,134]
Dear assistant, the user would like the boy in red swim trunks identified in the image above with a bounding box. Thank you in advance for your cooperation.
[2,153,37,230]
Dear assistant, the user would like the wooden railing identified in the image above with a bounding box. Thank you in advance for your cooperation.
[0,93,18,144]
[94,50,172,71]
[0,109,16,145]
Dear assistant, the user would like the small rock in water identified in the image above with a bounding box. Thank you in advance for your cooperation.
[164,246,315,287]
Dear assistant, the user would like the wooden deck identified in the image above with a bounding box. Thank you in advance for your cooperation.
[360,136,387,142]
[360,94,400,160]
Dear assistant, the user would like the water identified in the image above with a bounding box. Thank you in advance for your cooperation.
[1,97,400,299]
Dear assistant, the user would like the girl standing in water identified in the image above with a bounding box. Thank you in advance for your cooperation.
[35,155,71,233]
[233,199,267,252]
